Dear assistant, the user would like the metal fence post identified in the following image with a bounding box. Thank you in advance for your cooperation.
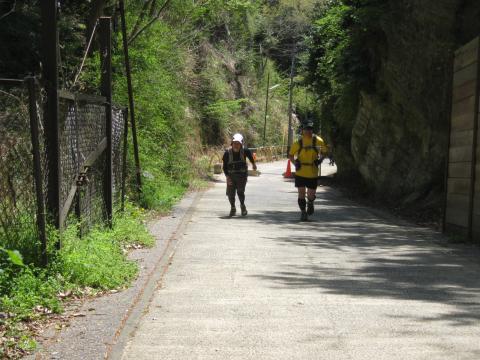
[100,17,113,226]
[263,71,270,147]
[26,77,48,266]
[40,0,61,246]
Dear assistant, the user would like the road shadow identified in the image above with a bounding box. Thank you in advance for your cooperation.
[218,215,249,220]
[249,190,480,327]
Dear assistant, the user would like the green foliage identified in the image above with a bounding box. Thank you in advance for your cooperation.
[0,246,26,298]
[0,1,41,78]
[57,230,137,290]
[301,0,386,166]
[305,0,383,96]
[111,205,154,247]
[0,247,24,267]
[1,268,63,321]
[192,0,260,44]
[255,3,310,73]
[55,205,153,289]
[204,98,249,138]
[110,6,193,210]
[0,209,43,267]
[1,208,151,356]
[0,205,152,327]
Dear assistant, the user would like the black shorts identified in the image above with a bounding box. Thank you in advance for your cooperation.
[294,175,318,190]
[226,174,248,197]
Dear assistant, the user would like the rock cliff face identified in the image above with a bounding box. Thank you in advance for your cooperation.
[348,0,479,204]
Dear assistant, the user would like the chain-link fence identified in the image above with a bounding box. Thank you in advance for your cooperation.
[58,92,127,233]
[0,80,46,264]
[0,79,128,264]
[112,106,128,207]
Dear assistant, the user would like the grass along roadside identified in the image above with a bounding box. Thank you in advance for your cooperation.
[0,203,154,359]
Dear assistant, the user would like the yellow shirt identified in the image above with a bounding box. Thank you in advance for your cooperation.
[289,135,328,178]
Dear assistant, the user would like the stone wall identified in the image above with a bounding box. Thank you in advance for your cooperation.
[348,0,479,204]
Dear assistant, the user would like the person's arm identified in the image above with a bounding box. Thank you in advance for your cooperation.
[222,151,232,185]
[245,149,257,170]
[317,136,329,156]
[288,142,299,163]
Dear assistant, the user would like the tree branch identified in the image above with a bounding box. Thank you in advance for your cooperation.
[127,0,171,46]
[0,0,16,21]
[148,0,158,17]
[128,0,153,39]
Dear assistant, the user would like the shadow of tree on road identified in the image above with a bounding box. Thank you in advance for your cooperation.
[248,191,480,327]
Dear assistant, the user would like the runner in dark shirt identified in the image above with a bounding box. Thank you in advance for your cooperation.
[222,133,257,217]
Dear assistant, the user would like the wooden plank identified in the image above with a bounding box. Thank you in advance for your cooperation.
[76,93,106,105]
[448,162,472,178]
[475,173,480,193]
[84,137,107,168]
[450,129,473,147]
[472,216,480,242]
[59,183,78,227]
[445,206,470,227]
[445,223,469,238]
[58,90,106,104]
[472,228,480,243]
[451,112,475,131]
[449,145,473,162]
[471,213,480,237]
[472,195,480,215]
[58,89,75,101]
[446,193,470,207]
[454,37,479,72]
[447,178,471,195]
[451,95,476,118]
[476,140,480,158]
[452,79,477,103]
[453,62,478,88]
[455,36,479,57]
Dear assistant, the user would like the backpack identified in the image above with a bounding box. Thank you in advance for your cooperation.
[296,135,320,169]
[227,148,247,175]
[297,135,319,157]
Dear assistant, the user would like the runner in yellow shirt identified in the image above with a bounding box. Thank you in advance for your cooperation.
[288,120,328,221]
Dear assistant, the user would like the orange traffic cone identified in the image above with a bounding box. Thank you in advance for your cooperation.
[283,159,293,178]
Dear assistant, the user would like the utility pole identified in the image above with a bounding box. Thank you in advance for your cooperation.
[286,49,296,156]
[263,71,270,147]
[119,0,142,194]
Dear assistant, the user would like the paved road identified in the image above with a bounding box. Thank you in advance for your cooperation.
[117,161,480,360]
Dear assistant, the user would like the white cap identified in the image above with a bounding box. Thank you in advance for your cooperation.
[232,133,243,143]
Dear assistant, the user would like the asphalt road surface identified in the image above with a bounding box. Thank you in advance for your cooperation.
[114,161,480,360]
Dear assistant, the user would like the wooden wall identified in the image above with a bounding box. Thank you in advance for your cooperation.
[445,37,480,240]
